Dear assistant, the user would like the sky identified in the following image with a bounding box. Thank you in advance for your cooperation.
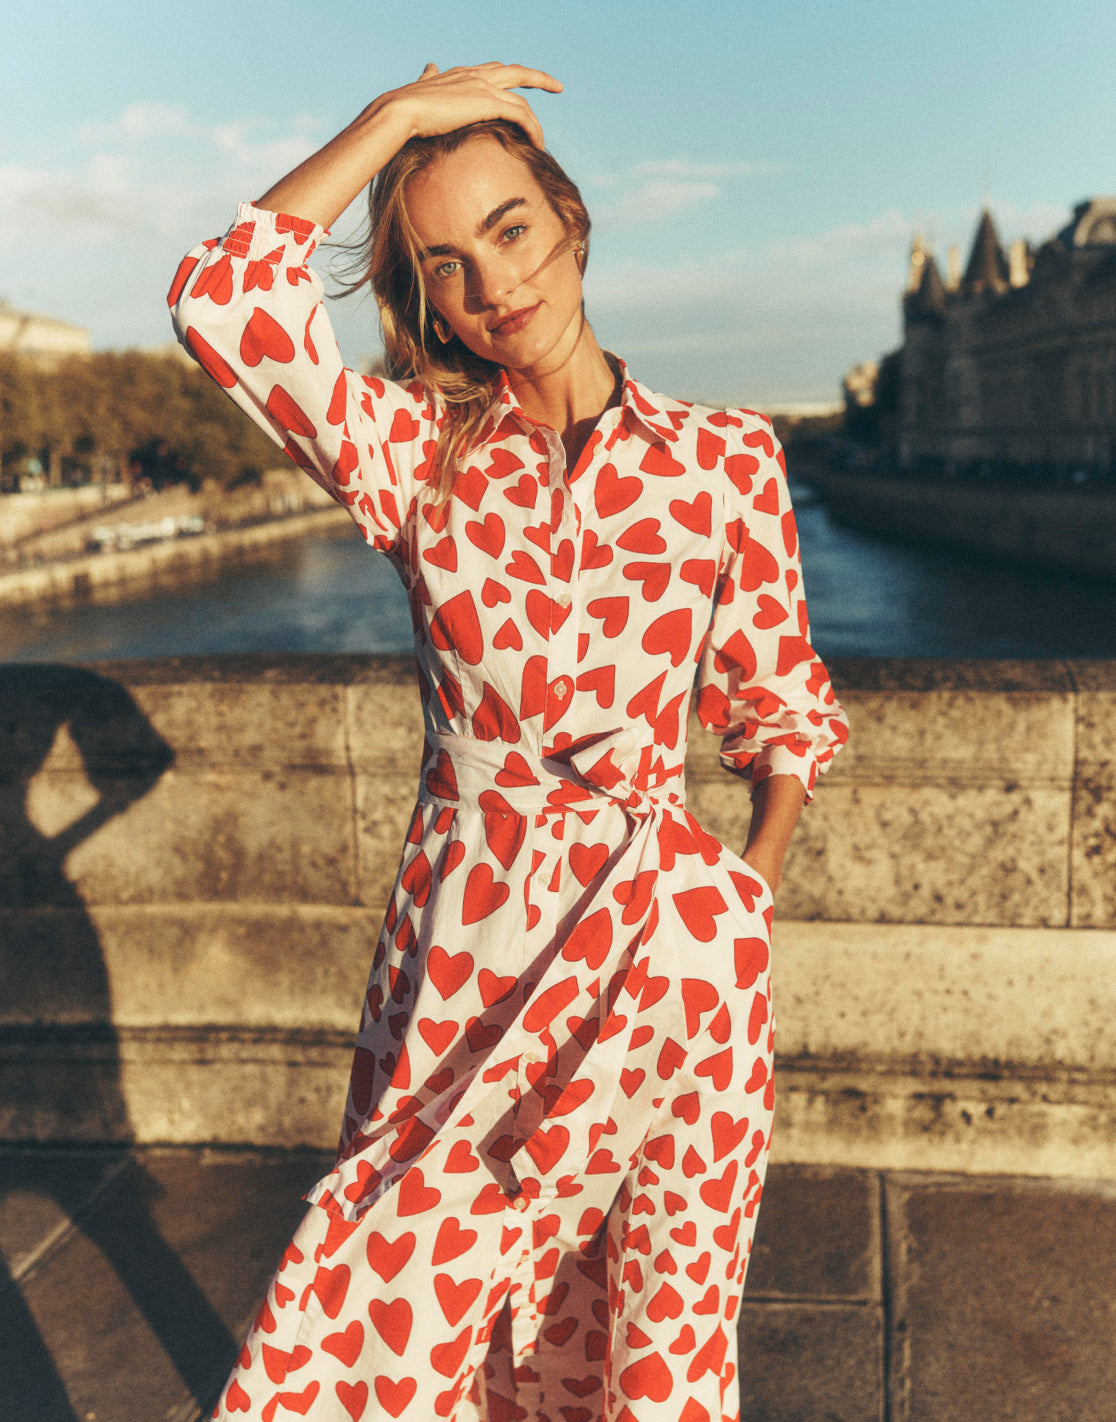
[3,0,1115,406]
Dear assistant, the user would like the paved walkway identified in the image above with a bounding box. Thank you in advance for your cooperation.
[2,1147,1114,1422]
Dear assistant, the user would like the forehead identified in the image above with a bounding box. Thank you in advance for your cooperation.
[405,136,549,244]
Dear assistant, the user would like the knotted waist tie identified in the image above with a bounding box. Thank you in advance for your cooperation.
[417,726,687,821]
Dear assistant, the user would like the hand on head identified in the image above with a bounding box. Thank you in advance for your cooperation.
[394,61,563,149]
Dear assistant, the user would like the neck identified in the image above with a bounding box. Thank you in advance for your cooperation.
[505,318,621,468]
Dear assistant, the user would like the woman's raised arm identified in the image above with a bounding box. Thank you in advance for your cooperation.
[255,62,563,230]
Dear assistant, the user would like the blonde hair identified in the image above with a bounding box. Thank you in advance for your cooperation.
[347,120,591,498]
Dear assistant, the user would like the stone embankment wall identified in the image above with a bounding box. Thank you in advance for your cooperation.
[3,655,1114,1179]
[0,504,351,608]
[806,468,1116,582]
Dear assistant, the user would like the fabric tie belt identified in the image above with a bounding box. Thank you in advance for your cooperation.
[418,726,686,820]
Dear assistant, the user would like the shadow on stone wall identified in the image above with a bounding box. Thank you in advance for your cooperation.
[0,665,236,1417]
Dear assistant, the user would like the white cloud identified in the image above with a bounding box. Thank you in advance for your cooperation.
[79,102,195,145]
[633,159,779,179]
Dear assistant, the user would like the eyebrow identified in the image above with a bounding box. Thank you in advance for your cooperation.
[419,197,529,259]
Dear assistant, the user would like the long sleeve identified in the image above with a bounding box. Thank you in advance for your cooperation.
[695,412,847,798]
[168,203,442,556]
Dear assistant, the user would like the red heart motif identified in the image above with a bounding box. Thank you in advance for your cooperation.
[561,907,613,970]
[647,1282,684,1321]
[396,1167,442,1218]
[711,1111,750,1162]
[617,517,667,554]
[374,1376,416,1418]
[594,462,642,518]
[466,513,505,559]
[673,886,729,943]
[184,327,237,389]
[670,490,713,535]
[367,1297,414,1357]
[656,1037,686,1080]
[669,1324,697,1355]
[480,576,510,608]
[713,1206,742,1251]
[680,978,721,1038]
[430,1323,473,1378]
[465,1016,503,1051]
[575,664,615,709]
[734,937,769,989]
[618,1353,674,1403]
[568,841,609,885]
[417,1018,457,1055]
[753,475,781,514]
[695,1046,734,1093]
[433,1216,478,1265]
[322,1320,364,1368]
[525,590,570,638]
[367,1230,416,1282]
[268,1381,321,1416]
[503,473,538,508]
[754,592,788,628]
[240,307,295,367]
[639,441,685,479]
[671,1091,700,1125]
[579,528,613,569]
[266,383,317,437]
[445,1139,479,1173]
[492,618,522,651]
[335,1380,369,1421]
[434,1272,483,1326]
[311,1263,350,1319]
[586,596,629,637]
[472,682,521,746]
[699,1159,739,1213]
[426,946,473,1000]
[697,428,726,470]
[623,560,671,602]
[526,1123,570,1173]
[748,992,769,1046]
[429,590,484,665]
[744,1055,768,1094]
[388,408,419,443]
[462,863,510,924]
[686,1251,711,1284]
[620,1067,645,1098]
[262,1343,312,1384]
[678,557,715,597]
[505,548,546,585]
[423,537,457,572]
[642,607,693,667]
[437,840,466,882]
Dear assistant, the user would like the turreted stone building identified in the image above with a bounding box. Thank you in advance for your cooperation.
[898,199,1116,476]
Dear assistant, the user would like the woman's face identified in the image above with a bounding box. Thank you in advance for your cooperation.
[405,136,584,374]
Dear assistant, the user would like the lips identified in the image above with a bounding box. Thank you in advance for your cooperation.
[488,303,541,336]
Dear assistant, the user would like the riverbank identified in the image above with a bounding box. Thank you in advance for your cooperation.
[803,464,1116,582]
[0,503,353,610]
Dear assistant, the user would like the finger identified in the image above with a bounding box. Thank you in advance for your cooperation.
[466,61,563,93]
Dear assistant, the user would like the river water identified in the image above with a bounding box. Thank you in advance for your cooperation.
[4,488,1116,663]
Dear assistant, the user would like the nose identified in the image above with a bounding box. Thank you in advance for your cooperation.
[468,255,510,309]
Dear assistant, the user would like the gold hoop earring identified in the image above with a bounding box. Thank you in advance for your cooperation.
[432,316,453,345]
[574,242,586,272]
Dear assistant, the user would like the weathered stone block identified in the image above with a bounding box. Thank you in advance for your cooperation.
[747,1164,881,1301]
[1068,661,1116,928]
[738,1300,884,1422]
[888,1174,1116,1422]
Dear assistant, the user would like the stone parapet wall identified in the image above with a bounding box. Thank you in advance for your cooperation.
[2,655,1114,1177]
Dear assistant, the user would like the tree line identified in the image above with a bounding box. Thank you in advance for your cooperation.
[0,349,281,493]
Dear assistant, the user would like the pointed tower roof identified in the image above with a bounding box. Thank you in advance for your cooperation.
[963,210,1009,295]
[905,252,947,322]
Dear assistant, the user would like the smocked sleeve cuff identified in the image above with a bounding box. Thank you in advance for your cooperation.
[220,202,328,263]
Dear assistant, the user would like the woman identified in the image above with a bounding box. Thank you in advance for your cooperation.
[170,62,847,1422]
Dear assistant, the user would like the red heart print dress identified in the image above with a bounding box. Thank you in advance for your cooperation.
[169,205,848,1422]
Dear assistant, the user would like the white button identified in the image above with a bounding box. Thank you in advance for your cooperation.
[556,592,571,609]
[553,680,569,701]
[512,1193,530,1212]
[537,870,551,888]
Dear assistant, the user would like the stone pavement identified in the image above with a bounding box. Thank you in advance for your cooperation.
[2,1148,1114,1422]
